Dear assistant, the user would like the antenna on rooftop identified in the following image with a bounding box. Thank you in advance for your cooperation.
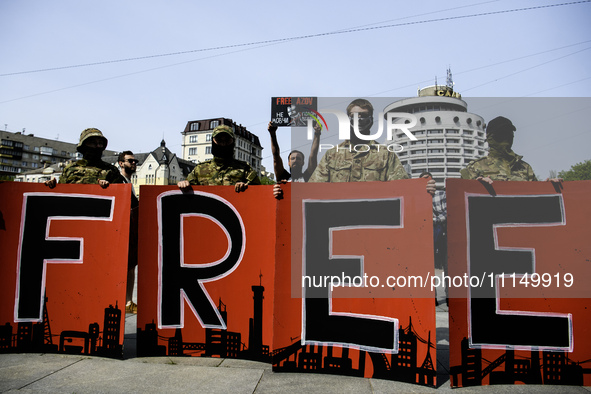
[446,66,454,89]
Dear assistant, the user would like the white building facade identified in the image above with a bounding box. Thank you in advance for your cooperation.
[181,118,263,175]
[384,86,487,187]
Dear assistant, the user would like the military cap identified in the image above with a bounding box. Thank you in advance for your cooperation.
[212,125,235,139]
[77,128,108,152]
[486,116,516,136]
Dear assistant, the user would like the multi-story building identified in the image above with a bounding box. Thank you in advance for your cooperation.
[181,118,263,175]
[0,130,117,177]
[383,85,487,188]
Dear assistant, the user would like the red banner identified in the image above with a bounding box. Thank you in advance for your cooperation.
[273,181,437,387]
[0,182,130,358]
[447,179,591,387]
[136,185,277,361]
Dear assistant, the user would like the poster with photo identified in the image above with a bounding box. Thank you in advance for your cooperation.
[271,97,318,127]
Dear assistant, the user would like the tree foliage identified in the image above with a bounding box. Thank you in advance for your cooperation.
[558,159,591,181]
[259,175,275,185]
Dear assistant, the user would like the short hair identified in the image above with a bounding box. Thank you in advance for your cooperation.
[288,150,305,161]
[118,150,134,163]
[419,171,433,179]
[346,98,374,116]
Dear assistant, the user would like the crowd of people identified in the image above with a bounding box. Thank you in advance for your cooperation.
[43,98,559,312]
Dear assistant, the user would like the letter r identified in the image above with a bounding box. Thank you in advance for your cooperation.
[157,191,245,329]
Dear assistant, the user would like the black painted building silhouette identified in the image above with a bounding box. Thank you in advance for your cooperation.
[273,316,435,386]
[139,280,270,362]
[1,297,123,358]
[450,336,587,387]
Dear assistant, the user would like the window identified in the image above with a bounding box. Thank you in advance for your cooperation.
[447,139,460,144]
[446,129,459,134]
[189,148,197,155]
[210,120,220,129]
[206,134,212,142]
[463,130,474,135]
[428,158,444,163]
[189,135,198,143]
[428,139,444,144]
[464,139,474,145]
[411,140,425,145]
[411,159,426,164]
[190,123,200,131]
[447,149,460,153]
[206,147,211,154]
[465,149,474,154]
[447,158,461,163]
[411,149,426,155]
[428,149,444,153]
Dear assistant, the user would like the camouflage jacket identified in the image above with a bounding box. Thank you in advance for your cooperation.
[460,154,537,181]
[186,158,261,186]
[59,159,125,184]
[309,140,409,183]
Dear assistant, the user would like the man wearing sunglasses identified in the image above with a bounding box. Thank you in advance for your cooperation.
[118,151,139,314]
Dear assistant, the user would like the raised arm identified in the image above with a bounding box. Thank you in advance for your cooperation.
[268,122,290,181]
[303,122,321,181]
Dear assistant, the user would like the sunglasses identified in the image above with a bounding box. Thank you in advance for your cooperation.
[126,159,139,164]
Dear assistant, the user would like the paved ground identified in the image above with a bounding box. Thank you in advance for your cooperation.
[1,270,589,393]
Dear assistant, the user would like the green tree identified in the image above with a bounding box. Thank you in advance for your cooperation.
[259,175,275,185]
[558,159,591,181]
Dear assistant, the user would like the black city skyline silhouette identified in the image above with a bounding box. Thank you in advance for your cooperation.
[0,295,123,359]
[450,337,590,387]
[138,280,271,362]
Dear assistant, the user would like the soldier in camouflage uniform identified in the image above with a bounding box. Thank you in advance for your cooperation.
[460,116,537,183]
[308,98,411,183]
[45,128,124,188]
[178,125,260,193]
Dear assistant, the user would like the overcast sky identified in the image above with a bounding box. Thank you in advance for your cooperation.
[1,0,590,179]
